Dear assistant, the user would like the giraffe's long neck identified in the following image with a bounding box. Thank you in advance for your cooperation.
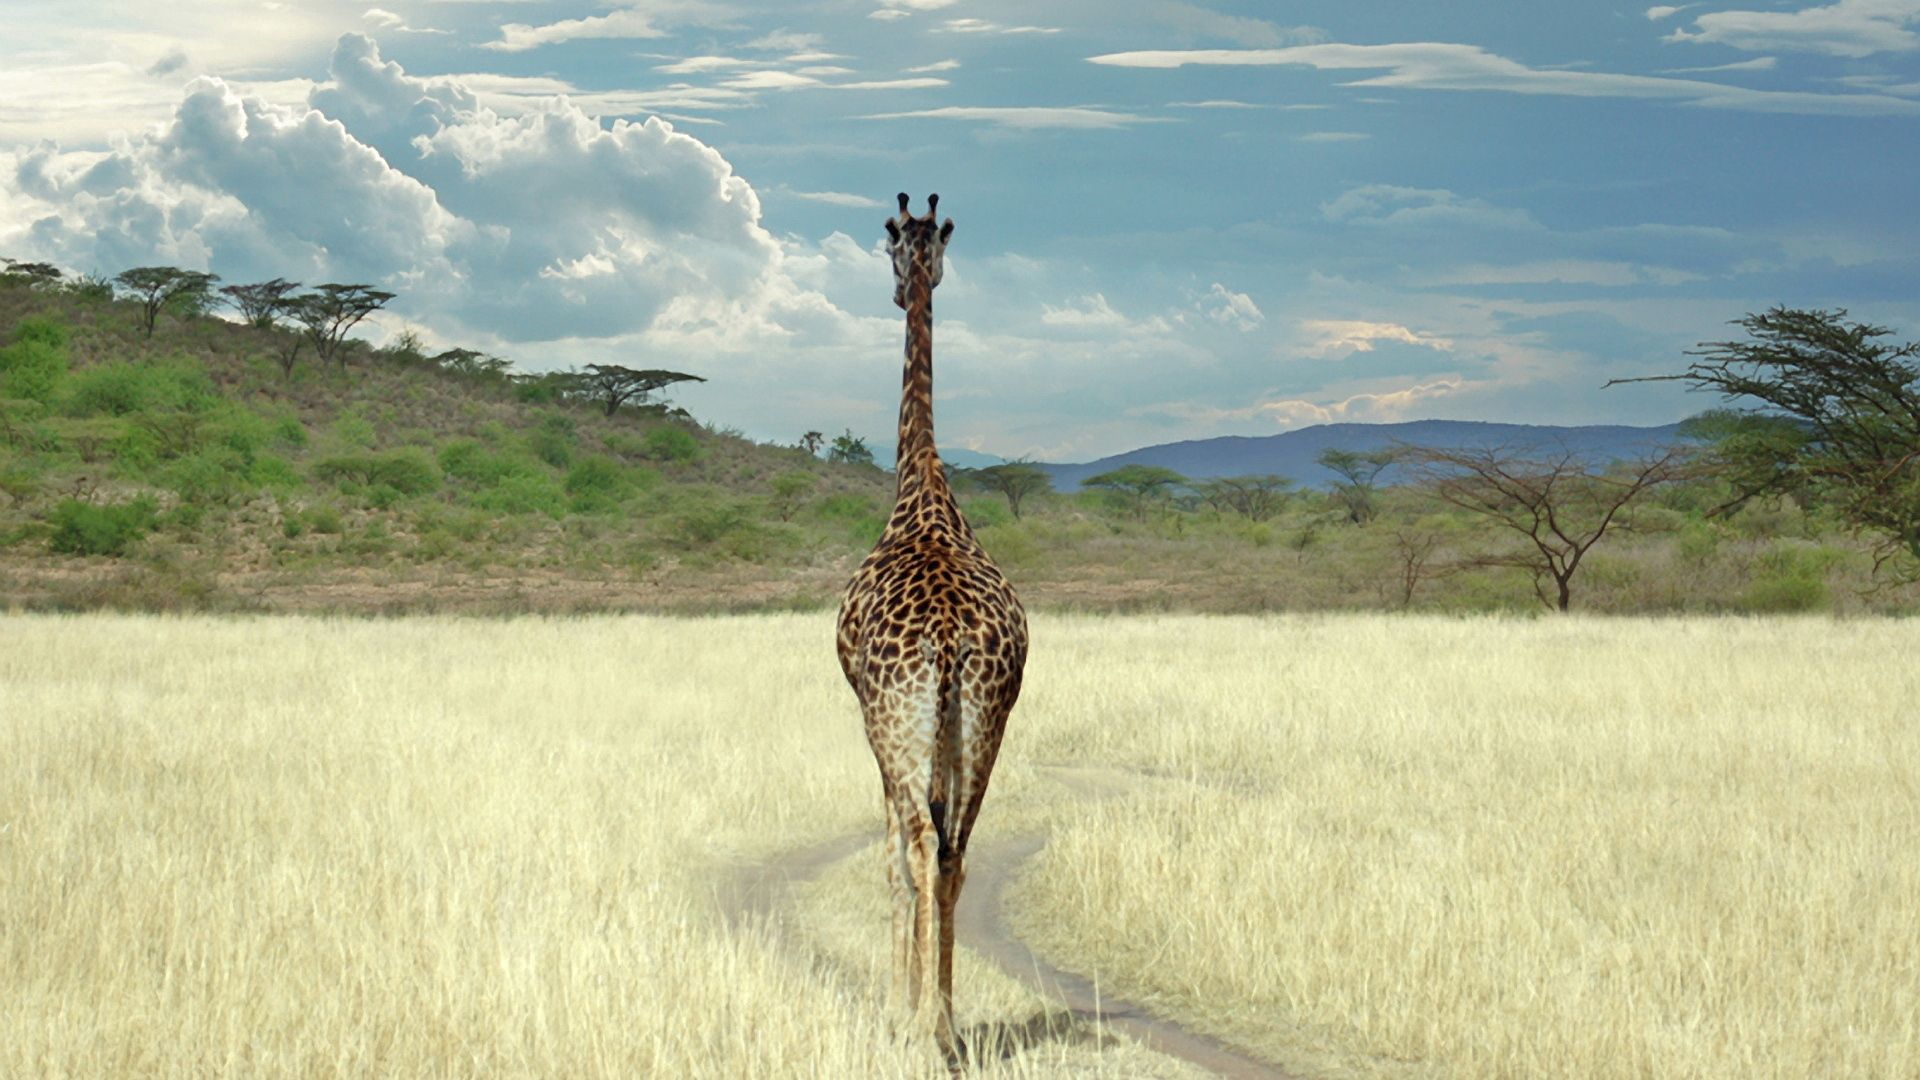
[894,261,944,498]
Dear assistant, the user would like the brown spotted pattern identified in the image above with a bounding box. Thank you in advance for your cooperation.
[836,193,1029,1057]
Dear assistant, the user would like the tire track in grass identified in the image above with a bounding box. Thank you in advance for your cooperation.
[718,768,1297,1079]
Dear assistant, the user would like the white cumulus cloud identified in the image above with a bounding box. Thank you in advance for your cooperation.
[1201,283,1264,330]
[1666,0,1920,57]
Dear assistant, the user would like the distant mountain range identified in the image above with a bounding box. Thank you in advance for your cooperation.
[986,420,1692,492]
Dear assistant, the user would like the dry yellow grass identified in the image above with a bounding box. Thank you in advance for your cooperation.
[1012,616,1920,1078]
[2,613,1915,1078]
[0,614,1159,1077]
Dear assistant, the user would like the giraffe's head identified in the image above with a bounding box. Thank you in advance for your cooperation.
[884,192,954,310]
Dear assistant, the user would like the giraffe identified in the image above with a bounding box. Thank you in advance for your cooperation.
[837,193,1028,1058]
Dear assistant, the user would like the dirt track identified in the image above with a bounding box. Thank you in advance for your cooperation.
[719,803,1298,1079]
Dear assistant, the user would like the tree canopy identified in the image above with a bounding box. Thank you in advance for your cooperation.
[1083,463,1186,518]
[287,284,395,369]
[1613,307,1920,566]
[576,364,706,417]
[113,267,220,337]
[970,461,1051,518]
[219,278,300,329]
[1196,474,1293,522]
[1317,447,1400,525]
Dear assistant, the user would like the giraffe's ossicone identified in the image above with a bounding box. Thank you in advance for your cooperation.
[836,193,1029,1059]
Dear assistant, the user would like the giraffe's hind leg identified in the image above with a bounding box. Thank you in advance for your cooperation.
[882,781,916,1022]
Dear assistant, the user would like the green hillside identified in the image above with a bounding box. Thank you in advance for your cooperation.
[0,281,900,612]
[1,276,1913,615]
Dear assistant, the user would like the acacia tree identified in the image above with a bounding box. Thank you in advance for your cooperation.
[1083,464,1187,520]
[799,430,825,456]
[1406,444,1690,612]
[1317,447,1400,524]
[1611,307,1920,567]
[577,364,706,417]
[1197,474,1293,522]
[972,461,1051,519]
[2,259,62,289]
[289,283,395,369]
[219,278,300,329]
[114,266,220,337]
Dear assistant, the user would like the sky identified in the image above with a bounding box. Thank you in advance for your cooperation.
[2,1,1917,462]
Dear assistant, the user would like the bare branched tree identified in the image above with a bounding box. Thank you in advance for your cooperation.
[1406,443,1691,611]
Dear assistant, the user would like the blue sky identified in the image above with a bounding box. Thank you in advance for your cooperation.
[2,1,1917,461]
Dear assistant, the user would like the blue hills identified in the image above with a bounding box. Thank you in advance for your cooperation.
[1009,420,1692,492]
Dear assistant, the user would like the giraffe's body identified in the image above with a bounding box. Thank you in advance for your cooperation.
[837,194,1027,1056]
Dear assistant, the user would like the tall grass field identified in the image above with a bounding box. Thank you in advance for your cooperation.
[3,613,1914,1077]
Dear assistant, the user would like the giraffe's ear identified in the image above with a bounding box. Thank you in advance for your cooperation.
[938,219,955,243]
[885,219,902,243]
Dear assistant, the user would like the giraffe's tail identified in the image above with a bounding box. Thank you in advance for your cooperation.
[927,636,968,867]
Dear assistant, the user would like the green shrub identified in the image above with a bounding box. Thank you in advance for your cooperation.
[47,497,157,556]
[331,412,377,450]
[12,316,69,349]
[469,472,567,517]
[63,363,151,416]
[0,338,66,404]
[165,446,251,505]
[1741,574,1829,613]
[643,426,700,463]
[248,454,303,491]
[1740,543,1842,613]
[304,504,344,534]
[564,455,632,513]
[313,449,439,495]
[529,412,578,468]
[439,440,541,486]
[273,416,309,448]
[811,493,885,546]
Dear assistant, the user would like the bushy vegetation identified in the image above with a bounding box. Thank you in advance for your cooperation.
[2,274,1917,615]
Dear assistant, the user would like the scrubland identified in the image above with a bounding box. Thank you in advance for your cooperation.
[3,613,1915,1078]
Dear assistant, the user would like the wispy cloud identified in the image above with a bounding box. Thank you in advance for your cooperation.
[1321,184,1536,229]
[1297,131,1369,142]
[1142,378,1466,430]
[1300,319,1454,358]
[1646,5,1690,20]
[656,55,759,75]
[1087,41,1920,115]
[1665,0,1920,58]
[782,189,887,208]
[831,77,949,90]
[1661,57,1778,74]
[905,59,960,73]
[860,105,1161,129]
[365,6,452,35]
[1167,99,1326,110]
[1415,260,1706,287]
[485,3,735,52]
[939,18,1060,35]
